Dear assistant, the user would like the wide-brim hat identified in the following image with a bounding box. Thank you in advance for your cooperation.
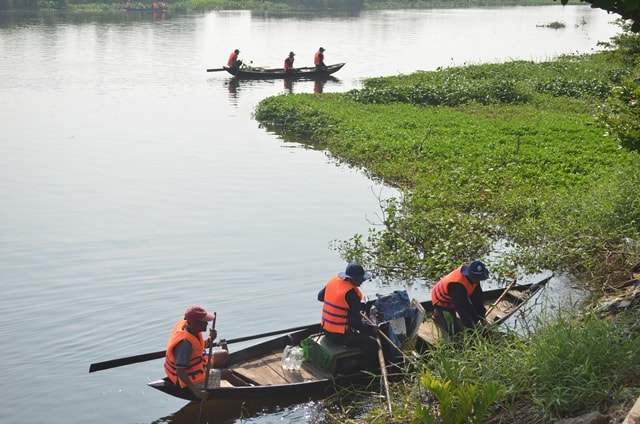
[461,260,490,281]
[338,263,371,284]
[289,51,295,56]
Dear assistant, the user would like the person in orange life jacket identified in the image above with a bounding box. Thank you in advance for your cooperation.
[284,51,295,72]
[431,260,489,338]
[164,306,229,401]
[314,47,326,69]
[227,49,242,71]
[318,263,378,366]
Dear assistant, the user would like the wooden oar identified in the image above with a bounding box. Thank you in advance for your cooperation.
[362,312,393,415]
[485,279,518,319]
[374,326,393,415]
[206,68,226,72]
[88,323,314,373]
[361,313,412,362]
[197,314,216,424]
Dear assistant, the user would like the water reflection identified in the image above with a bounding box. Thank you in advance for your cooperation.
[222,75,342,102]
[153,396,327,424]
[123,10,167,21]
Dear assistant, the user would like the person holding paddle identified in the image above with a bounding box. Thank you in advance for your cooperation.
[164,306,228,400]
[431,260,489,339]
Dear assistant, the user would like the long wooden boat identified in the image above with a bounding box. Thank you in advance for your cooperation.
[147,275,551,415]
[124,7,167,12]
[223,62,345,79]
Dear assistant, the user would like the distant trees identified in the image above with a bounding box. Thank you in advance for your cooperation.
[561,0,640,32]
[0,0,39,10]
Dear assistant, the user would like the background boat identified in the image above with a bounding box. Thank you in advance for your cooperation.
[224,62,345,79]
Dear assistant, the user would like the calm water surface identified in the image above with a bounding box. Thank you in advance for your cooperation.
[0,6,616,423]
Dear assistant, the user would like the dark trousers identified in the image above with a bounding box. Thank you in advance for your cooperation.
[433,305,464,339]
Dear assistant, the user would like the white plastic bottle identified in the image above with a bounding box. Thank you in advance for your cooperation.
[292,346,303,371]
[281,345,292,370]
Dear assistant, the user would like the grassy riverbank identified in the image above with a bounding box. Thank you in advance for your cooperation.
[255,32,640,288]
[251,27,640,422]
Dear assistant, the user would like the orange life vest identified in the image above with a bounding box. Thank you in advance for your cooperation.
[321,276,363,334]
[431,266,478,309]
[164,319,206,388]
[284,56,295,71]
[314,51,324,66]
[228,52,238,67]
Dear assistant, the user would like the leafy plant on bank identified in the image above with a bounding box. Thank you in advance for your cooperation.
[255,43,640,285]
[326,307,640,423]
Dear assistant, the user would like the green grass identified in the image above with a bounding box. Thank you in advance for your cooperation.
[254,49,640,285]
[318,306,640,423]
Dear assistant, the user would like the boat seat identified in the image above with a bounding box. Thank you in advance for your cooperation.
[301,334,363,375]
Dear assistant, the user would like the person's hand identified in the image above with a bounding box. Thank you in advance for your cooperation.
[218,338,228,350]
[209,328,218,341]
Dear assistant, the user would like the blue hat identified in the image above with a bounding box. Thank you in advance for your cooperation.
[338,263,371,284]
[461,260,489,281]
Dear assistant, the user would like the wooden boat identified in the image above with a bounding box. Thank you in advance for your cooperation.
[223,62,345,79]
[147,275,552,412]
[124,7,167,12]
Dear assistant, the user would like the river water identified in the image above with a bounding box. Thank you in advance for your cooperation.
[0,5,617,424]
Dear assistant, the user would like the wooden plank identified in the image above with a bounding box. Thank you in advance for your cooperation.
[416,319,440,346]
[233,348,331,386]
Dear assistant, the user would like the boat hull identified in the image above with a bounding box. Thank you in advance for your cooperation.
[223,63,345,79]
[148,277,551,407]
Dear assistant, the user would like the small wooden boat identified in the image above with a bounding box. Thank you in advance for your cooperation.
[223,62,345,79]
[124,7,167,12]
[147,275,552,412]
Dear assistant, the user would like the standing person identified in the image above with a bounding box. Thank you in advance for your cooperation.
[227,49,242,71]
[284,51,296,72]
[431,260,489,338]
[314,47,326,69]
[164,306,229,401]
[318,263,378,366]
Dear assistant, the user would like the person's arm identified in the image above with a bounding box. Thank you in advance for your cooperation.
[173,340,208,401]
[448,283,481,328]
[317,287,326,302]
[345,289,370,333]
[468,284,486,321]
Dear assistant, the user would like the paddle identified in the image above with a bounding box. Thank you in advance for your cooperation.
[361,313,412,362]
[88,323,314,373]
[197,314,216,424]
[484,279,518,319]
[361,312,393,415]
[206,68,226,72]
[374,326,393,415]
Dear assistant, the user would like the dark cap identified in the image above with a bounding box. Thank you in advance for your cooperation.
[461,260,489,281]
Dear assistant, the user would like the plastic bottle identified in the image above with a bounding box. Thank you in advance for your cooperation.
[281,345,292,370]
[369,305,378,324]
[291,346,303,371]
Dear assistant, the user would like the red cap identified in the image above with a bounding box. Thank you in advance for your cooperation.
[184,306,215,322]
